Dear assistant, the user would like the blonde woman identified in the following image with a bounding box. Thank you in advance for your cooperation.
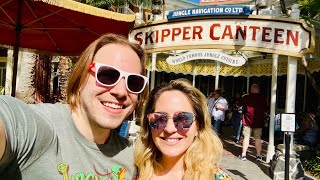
[135,78,231,180]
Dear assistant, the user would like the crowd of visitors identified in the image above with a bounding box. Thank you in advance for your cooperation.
[295,112,319,150]
[206,84,320,161]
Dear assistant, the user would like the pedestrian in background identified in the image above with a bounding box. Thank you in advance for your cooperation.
[0,33,148,179]
[211,89,228,135]
[295,112,319,150]
[207,90,215,128]
[231,91,243,143]
[239,84,267,161]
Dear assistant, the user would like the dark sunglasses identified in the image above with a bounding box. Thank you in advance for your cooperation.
[90,63,148,94]
[147,111,195,132]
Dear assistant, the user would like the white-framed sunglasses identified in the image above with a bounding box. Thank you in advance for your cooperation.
[90,62,148,94]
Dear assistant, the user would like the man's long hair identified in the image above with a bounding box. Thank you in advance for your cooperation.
[66,33,148,118]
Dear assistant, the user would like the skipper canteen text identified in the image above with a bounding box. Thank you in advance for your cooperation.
[132,23,299,46]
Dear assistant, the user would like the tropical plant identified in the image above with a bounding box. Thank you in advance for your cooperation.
[278,0,320,22]
[295,1,320,176]
[277,0,320,97]
[74,0,151,11]
[129,0,152,8]
[299,150,320,178]
[297,0,320,97]
[74,0,120,10]
[298,0,320,20]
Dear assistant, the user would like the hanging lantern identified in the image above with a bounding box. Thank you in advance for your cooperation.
[256,0,268,9]
[152,0,162,15]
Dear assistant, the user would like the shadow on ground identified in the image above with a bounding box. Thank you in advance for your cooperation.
[227,169,249,180]
[220,126,272,178]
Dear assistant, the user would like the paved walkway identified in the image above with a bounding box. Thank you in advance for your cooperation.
[218,126,318,180]
[219,126,272,180]
[128,121,318,179]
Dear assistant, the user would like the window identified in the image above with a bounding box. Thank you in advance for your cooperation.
[144,12,153,22]
[0,62,6,88]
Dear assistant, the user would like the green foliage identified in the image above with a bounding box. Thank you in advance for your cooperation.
[76,0,107,9]
[129,0,152,8]
[74,0,151,10]
[299,150,320,178]
[74,0,122,10]
[298,0,320,20]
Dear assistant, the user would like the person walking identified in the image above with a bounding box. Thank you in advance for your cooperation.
[207,90,215,127]
[0,33,148,179]
[239,84,267,161]
[211,89,228,135]
[231,92,243,143]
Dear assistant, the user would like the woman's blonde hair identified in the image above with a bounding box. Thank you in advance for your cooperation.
[66,33,148,117]
[135,78,223,180]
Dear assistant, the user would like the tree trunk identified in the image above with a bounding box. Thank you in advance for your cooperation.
[280,0,287,15]
[57,56,73,103]
[305,70,320,97]
[302,60,320,97]
[34,54,52,103]
[15,51,36,103]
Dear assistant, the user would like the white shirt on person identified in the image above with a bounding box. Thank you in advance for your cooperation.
[211,97,228,121]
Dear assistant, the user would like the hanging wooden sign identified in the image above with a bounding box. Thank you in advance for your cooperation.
[129,16,315,57]
[166,50,246,66]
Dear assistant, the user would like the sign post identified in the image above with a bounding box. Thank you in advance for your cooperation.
[280,113,296,180]
[284,132,291,180]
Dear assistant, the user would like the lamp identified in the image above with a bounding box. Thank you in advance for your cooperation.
[256,0,268,10]
[152,0,162,15]
[254,0,268,15]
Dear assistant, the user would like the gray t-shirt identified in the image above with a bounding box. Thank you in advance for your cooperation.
[0,96,136,179]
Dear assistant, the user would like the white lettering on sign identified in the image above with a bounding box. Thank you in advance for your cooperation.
[166,50,246,66]
[191,7,225,15]
[167,6,251,19]
[172,9,192,17]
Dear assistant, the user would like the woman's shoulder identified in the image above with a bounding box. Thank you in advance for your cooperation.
[213,165,233,180]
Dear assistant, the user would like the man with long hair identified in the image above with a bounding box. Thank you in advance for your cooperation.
[0,33,148,179]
